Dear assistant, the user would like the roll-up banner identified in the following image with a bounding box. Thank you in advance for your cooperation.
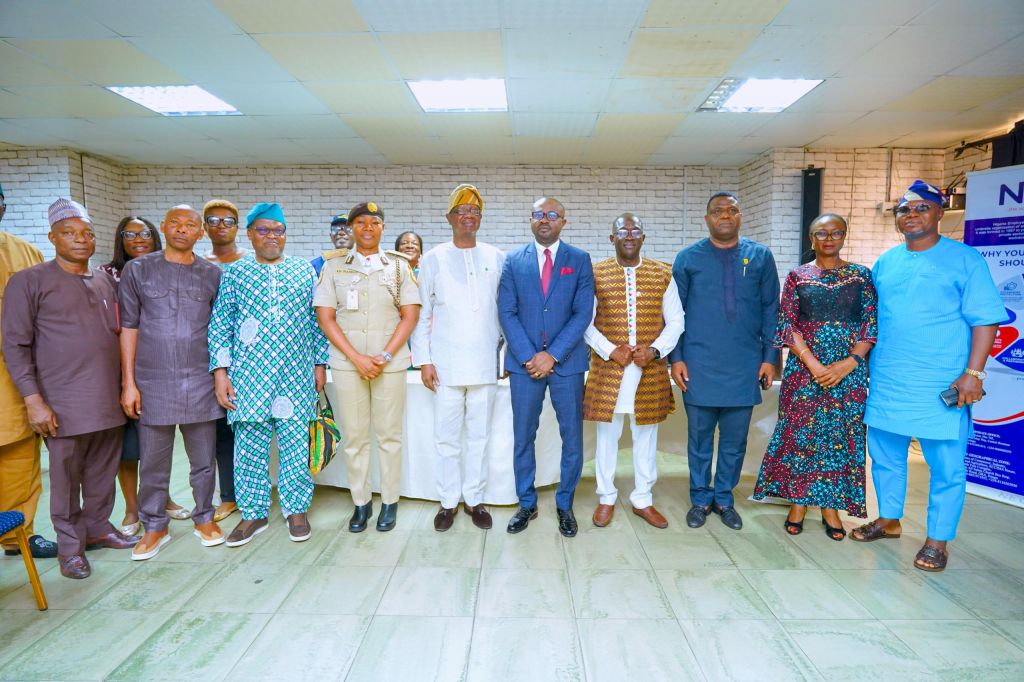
[963,164,1024,507]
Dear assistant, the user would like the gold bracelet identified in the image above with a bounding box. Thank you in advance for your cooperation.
[797,348,809,361]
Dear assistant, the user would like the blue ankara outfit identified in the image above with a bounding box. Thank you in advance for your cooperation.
[668,237,780,507]
[207,255,329,520]
[866,236,1007,540]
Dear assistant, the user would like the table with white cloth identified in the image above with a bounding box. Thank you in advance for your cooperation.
[313,372,779,505]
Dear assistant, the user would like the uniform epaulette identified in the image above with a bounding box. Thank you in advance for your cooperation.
[322,248,349,261]
[385,249,412,262]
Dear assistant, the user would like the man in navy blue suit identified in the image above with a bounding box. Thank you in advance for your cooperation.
[498,197,595,537]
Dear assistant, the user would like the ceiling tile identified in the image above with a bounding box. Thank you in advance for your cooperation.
[503,0,648,29]
[976,87,1024,113]
[583,137,666,164]
[171,115,274,140]
[745,112,866,144]
[621,30,761,78]
[378,32,503,80]
[952,34,1024,77]
[83,117,213,140]
[9,39,188,85]
[0,0,119,39]
[254,115,357,138]
[940,110,1021,136]
[654,136,770,156]
[593,113,684,138]
[5,85,156,117]
[771,0,931,26]
[436,136,514,158]
[342,114,431,138]
[130,35,296,84]
[909,0,1024,26]
[353,0,500,31]
[883,77,1024,113]
[785,76,934,113]
[0,41,81,86]
[506,79,611,113]
[707,153,760,166]
[201,82,333,115]
[809,133,903,148]
[255,35,394,81]
[838,111,956,138]
[838,25,1023,77]
[514,137,586,164]
[730,27,892,78]
[513,113,597,137]
[427,113,511,137]
[603,78,714,113]
[78,0,243,36]
[305,81,419,114]
[211,0,367,33]
[641,0,787,26]
[646,152,714,166]
[505,29,631,79]
[889,129,996,149]
[672,113,771,137]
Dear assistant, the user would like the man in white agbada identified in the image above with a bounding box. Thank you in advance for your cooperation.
[583,213,684,529]
[411,184,505,532]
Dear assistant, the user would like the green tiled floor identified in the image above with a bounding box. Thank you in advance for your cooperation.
[2,449,1024,681]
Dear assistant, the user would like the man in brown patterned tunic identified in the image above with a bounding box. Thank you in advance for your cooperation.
[583,213,684,529]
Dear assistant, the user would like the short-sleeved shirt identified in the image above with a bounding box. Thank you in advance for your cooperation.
[314,249,420,372]
[119,252,224,426]
[865,237,1008,440]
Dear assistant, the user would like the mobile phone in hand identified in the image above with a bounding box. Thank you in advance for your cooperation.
[759,375,770,390]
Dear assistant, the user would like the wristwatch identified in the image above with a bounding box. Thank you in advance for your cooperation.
[380,351,393,363]
[965,368,987,380]
[651,348,661,360]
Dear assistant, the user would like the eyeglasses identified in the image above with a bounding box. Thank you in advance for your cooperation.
[251,226,286,237]
[894,203,934,217]
[532,210,563,221]
[615,228,644,239]
[709,207,740,218]
[121,229,153,240]
[452,206,482,217]
[206,216,238,227]
[330,225,351,235]
[57,230,95,241]
[812,229,846,241]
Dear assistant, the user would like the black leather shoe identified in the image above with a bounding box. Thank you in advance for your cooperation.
[686,505,710,528]
[349,502,373,533]
[556,508,578,538]
[376,503,398,532]
[434,506,457,532]
[712,504,743,530]
[506,506,538,534]
[3,534,58,559]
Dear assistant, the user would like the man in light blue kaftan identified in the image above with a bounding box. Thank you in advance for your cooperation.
[853,180,1007,572]
[208,202,329,547]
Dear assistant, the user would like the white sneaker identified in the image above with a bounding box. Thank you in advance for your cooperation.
[131,532,171,561]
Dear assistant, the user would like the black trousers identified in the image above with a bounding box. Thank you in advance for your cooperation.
[215,416,235,504]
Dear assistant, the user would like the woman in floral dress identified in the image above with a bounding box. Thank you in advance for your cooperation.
[753,214,877,540]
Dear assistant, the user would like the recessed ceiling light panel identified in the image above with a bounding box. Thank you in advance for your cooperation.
[698,78,823,113]
[106,85,241,116]
[407,78,508,112]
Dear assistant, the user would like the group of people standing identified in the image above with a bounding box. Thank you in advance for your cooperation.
[0,176,1005,581]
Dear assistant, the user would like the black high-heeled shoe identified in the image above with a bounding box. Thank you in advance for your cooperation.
[784,507,805,535]
[822,518,846,541]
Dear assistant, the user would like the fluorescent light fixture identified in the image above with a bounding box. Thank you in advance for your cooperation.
[106,85,240,116]
[698,78,823,113]
[407,78,507,112]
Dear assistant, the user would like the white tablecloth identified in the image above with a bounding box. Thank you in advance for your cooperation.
[314,372,780,505]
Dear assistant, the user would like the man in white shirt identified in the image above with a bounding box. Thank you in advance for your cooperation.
[583,213,684,528]
[411,184,505,531]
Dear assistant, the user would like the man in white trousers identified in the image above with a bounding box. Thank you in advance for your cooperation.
[583,213,684,528]
[411,184,506,531]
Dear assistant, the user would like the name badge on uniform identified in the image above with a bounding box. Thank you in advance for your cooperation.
[346,288,359,310]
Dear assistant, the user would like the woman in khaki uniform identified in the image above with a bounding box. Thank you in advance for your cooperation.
[314,202,420,532]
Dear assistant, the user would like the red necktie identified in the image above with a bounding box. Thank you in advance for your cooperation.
[541,248,553,296]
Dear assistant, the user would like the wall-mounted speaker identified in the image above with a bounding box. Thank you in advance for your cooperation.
[800,168,823,264]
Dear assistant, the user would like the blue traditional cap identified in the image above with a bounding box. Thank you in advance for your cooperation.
[246,202,286,228]
[0,181,5,198]
[897,179,945,207]
[330,214,348,226]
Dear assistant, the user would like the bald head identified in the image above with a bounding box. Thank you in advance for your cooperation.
[166,204,200,221]
[161,204,204,255]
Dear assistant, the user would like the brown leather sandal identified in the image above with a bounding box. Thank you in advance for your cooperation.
[849,520,901,542]
[914,545,948,572]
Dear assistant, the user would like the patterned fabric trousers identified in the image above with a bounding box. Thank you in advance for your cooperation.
[234,419,313,520]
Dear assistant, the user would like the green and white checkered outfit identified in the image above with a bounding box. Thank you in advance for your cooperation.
[208,255,329,519]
